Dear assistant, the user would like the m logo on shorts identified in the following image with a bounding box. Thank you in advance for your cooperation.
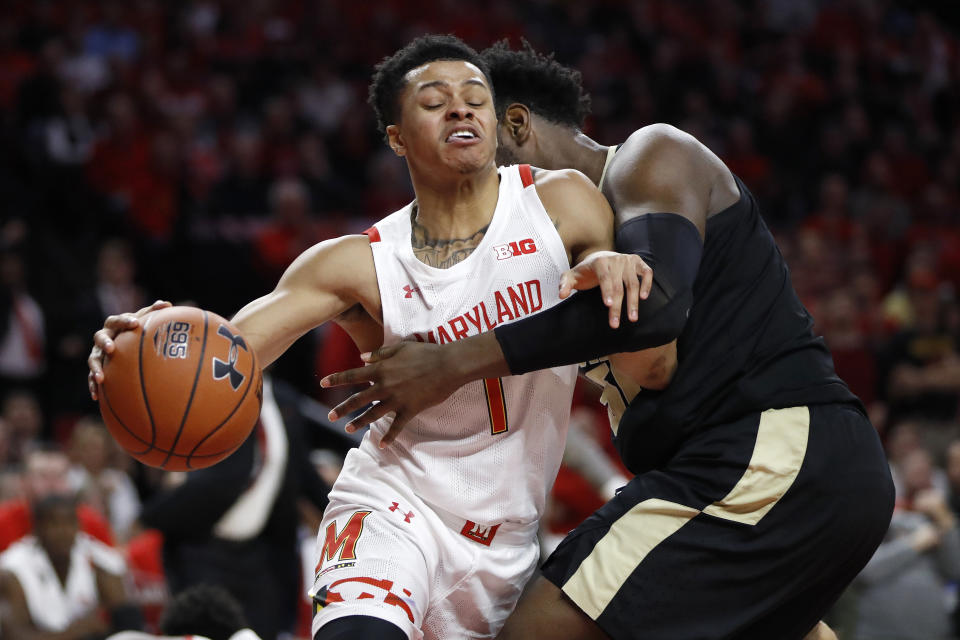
[317,511,371,569]
[460,520,501,546]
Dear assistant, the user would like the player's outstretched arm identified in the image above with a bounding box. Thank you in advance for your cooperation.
[88,235,378,401]
[229,235,378,367]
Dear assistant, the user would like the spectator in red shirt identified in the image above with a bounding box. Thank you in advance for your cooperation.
[0,448,113,553]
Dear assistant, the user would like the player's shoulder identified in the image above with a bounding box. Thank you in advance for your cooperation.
[533,167,608,219]
[531,167,603,216]
[611,124,706,179]
[606,123,720,219]
[532,166,595,193]
[280,233,377,291]
[78,531,128,575]
[297,233,376,263]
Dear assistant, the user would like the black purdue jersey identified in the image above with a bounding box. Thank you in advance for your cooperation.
[614,174,862,473]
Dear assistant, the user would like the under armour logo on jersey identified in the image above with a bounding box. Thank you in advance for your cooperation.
[212,324,247,390]
[492,238,537,260]
[402,285,421,299]
[389,501,415,523]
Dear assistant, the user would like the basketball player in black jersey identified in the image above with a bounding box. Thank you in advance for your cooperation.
[322,41,894,640]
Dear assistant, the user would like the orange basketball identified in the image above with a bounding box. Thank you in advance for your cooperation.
[98,306,263,471]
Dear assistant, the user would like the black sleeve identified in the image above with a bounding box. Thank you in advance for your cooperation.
[282,395,331,512]
[138,432,255,538]
[494,213,702,375]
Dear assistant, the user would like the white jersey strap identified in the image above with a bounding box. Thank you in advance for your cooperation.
[598,145,617,190]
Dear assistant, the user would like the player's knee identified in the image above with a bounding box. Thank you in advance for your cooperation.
[314,615,407,640]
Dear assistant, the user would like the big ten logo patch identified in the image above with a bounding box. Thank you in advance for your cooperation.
[316,511,371,570]
[154,321,191,359]
[312,576,417,624]
[493,238,537,260]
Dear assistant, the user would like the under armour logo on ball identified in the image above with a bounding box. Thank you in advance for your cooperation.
[212,324,248,390]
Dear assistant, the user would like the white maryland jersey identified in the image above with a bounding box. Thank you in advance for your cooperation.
[362,164,577,526]
[0,533,126,631]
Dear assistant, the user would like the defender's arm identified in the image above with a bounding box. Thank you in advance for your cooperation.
[494,126,708,373]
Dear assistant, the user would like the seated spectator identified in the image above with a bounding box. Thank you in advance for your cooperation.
[880,262,960,434]
[0,494,142,640]
[852,449,960,640]
[886,420,949,500]
[0,448,113,552]
[0,388,42,466]
[253,177,331,281]
[137,377,329,640]
[0,249,46,392]
[67,417,141,542]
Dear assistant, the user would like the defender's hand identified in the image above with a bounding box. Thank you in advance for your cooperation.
[320,342,465,448]
[558,251,653,328]
[88,300,171,400]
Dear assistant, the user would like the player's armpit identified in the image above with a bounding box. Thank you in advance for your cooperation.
[232,234,379,368]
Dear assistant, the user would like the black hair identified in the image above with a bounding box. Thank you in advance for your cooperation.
[368,34,492,139]
[159,584,248,640]
[481,39,591,128]
[31,493,77,523]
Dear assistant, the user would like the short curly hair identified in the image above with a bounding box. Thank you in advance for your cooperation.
[368,34,492,139]
[481,39,591,128]
[159,584,247,640]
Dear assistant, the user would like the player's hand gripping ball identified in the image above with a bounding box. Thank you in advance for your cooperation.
[98,306,263,471]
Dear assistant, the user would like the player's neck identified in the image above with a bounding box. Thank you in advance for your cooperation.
[405,163,501,270]
[533,121,610,186]
[408,163,501,237]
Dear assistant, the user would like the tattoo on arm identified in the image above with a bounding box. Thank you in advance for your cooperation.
[410,211,490,269]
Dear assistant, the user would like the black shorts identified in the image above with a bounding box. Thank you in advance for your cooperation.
[541,403,894,640]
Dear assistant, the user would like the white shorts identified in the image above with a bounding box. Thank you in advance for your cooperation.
[309,448,540,640]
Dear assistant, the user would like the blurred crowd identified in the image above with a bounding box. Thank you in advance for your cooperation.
[0,0,959,639]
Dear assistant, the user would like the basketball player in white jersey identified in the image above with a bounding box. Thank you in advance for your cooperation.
[86,35,651,640]
[0,494,140,640]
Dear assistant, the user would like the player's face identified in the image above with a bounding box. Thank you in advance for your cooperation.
[35,504,78,562]
[390,60,497,175]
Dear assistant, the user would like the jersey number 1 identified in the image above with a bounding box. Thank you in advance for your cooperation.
[483,378,508,435]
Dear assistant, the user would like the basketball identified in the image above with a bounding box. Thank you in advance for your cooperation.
[98,306,263,471]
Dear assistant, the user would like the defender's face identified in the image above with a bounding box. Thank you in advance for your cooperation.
[392,60,497,175]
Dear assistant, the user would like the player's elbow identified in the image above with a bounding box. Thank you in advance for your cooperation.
[619,285,691,353]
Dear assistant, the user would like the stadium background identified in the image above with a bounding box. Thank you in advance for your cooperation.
[0,1,959,638]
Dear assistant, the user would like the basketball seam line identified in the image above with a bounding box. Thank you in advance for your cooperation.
[185,334,258,467]
[101,385,153,455]
[139,322,158,450]
[160,310,209,468]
